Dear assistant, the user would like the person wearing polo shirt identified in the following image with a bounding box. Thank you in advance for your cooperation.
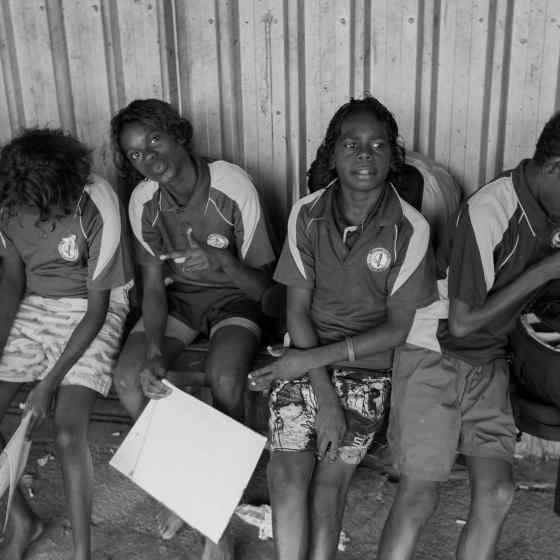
[378,111,560,559]
[249,96,436,560]
[110,99,275,554]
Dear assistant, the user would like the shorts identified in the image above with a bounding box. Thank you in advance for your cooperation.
[0,295,128,396]
[389,345,516,482]
[130,291,262,344]
[268,367,391,465]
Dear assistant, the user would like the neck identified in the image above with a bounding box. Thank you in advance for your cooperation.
[163,153,198,204]
[337,185,384,225]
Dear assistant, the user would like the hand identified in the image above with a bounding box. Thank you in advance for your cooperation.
[248,348,313,391]
[139,355,172,399]
[161,228,225,273]
[25,380,55,437]
[315,397,346,462]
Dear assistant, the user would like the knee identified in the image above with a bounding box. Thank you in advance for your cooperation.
[311,479,346,521]
[475,479,515,512]
[268,457,311,499]
[209,369,245,404]
[55,424,85,454]
[396,478,440,518]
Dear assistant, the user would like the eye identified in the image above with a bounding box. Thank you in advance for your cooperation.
[128,151,142,161]
[343,141,357,151]
[150,134,161,145]
[371,140,386,150]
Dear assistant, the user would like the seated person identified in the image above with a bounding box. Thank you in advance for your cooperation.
[248,95,436,560]
[0,128,132,560]
[378,111,560,559]
[110,99,275,552]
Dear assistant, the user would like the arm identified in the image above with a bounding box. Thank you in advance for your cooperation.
[0,248,25,356]
[449,251,560,337]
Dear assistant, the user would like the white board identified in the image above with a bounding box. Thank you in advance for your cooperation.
[109,381,266,543]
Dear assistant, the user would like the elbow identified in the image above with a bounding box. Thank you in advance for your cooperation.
[448,317,471,338]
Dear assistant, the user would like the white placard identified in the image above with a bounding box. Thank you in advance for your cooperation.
[110,381,266,543]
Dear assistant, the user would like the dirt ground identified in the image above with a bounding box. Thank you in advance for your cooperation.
[1,416,559,560]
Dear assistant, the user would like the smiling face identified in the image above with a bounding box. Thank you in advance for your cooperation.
[119,121,190,185]
[333,108,392,193]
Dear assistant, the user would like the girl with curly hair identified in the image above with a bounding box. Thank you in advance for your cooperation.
[0,128,133,560]
[248,96,437,560]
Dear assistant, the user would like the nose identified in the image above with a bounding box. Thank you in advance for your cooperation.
[357,146,373,160]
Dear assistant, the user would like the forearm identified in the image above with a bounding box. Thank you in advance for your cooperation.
[142,287,169,359]
[450,264,548,337]
[0,274,25,356]
[41,309,106,390]
[219,254,270,301]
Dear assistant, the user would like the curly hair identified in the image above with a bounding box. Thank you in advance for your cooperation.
[534,111,560,167]
[0,128,91,222]
[110,98,193,192]
[307,96,405,192]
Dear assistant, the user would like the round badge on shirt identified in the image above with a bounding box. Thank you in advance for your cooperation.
[58,234,79,262]
[551,228,560,249]
[366,247,392,272]
[206,233,229,249]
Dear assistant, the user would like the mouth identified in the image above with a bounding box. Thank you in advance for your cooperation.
[150,159,169,177]
[353,168,376,178]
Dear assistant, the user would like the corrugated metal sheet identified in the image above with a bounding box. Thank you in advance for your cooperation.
[1,0,559,231]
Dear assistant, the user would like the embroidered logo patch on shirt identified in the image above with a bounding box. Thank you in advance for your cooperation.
[366,247,391,272]
[206,233,229,249]
[551,228,560,249]
[58,234,79,262]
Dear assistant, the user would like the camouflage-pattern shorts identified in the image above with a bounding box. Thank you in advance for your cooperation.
[268,368,391,464]
[0,295,128,396]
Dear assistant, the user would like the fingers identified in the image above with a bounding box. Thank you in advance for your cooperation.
[247,369,275,391]
[186,227,200,249]
[142,378,172,399]
[160,252,187,264]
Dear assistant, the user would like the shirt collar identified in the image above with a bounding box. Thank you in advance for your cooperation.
[512,159,551,240]
[158,154,210,212]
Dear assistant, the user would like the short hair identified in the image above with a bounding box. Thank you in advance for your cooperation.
[534,111,560,167]
[0,128,91,222]
[110,98,193,191]
[307,95,405,192]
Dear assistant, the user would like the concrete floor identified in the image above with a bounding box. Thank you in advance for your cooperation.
[1,415,559,560]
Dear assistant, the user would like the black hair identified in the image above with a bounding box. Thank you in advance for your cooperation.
[0,128,91,222]
[307,95,405,192]
[110,98,193,191]
[534,111,560,167]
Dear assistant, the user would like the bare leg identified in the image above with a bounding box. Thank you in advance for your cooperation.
[308,457,357,560]
[53,385,98,560]
[0,381,44,560]
[200,325,260,557]
[268,451,315,560]
[456,456,514,560]
[377,475,440,560]
[113,332,188,420]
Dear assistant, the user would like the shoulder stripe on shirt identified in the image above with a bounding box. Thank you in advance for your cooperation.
[209,161,260,259]
[468,176,518,291]
[128,180,160,257]
[390,189,430,296]
[85,175,121,281]
[0,231,6,249]
[287,189,325,280]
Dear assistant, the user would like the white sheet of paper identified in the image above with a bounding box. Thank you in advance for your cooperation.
[110,381,266,543]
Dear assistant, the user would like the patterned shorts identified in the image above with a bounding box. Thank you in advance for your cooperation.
[0,295,128,396]
[268,368,391,465]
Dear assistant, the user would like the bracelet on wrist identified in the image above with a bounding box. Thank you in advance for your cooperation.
[345,336,356,362]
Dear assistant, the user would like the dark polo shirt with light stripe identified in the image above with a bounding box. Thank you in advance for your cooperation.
[274,182,437,370]
[128,156,275,303]
[0,174,133,304]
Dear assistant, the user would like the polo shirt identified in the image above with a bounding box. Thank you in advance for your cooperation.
[128,156,275,298]
[408,160,558,365]
[0,174,133,304]
[274,182,436,370]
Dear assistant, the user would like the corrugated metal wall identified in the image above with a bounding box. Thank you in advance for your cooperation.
[1,0,559,232]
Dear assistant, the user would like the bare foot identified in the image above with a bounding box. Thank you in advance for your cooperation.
[201,532,235,560]
[156,508,184,540]
[0,514,44,560]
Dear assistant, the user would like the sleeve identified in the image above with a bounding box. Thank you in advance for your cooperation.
[229,169,276,268]
[386,205,437,311]
[82,180,134,291]
[273,200,315,290]
[447,204,493,307]
[128,185,164,267]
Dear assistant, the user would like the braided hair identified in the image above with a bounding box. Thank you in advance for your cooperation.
[0,128,91,222]
[307,96,405,192]
[534,111,560,167]
[110,98,193,192]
